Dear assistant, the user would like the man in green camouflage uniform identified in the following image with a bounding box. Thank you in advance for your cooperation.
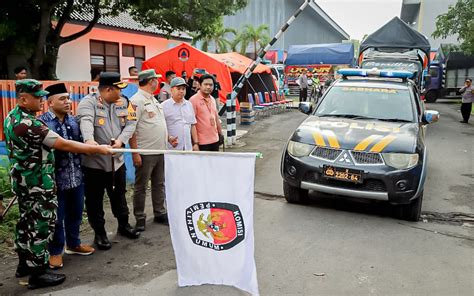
[4,79,111,289]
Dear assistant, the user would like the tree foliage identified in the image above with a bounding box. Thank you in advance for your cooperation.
[190,18,237,53]
[0,0,247,79]
[432,0,474,55]
[234,24,270,59]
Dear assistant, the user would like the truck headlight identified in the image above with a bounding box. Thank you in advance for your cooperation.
[382,153,419,169]
[287,141,314,157]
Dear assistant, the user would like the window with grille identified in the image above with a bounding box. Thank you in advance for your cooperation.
[90,40,120,73]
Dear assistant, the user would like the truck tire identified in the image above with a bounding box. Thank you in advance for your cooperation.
[425,90,438,103]
[283,181,309,204]
[397,192,423,222]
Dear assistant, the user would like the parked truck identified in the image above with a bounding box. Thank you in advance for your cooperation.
[358,17,431,91]
[424,46,474,103]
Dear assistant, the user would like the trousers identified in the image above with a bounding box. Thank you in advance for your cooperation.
[15,191,57,267]
[48,185,85,255]
[133,154,166,222]
[83,165,129,234]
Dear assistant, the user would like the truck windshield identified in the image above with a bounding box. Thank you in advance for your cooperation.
[315,86,414,122]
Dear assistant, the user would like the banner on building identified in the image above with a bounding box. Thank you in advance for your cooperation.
[164,153,259,295]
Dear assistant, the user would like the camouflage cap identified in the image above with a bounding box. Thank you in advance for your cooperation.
[15,79,49,97]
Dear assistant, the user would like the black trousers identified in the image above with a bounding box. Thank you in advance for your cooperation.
[461,102,472,122]
[83,165,129,234]
[199,141,220,151]
[299,88,308,102]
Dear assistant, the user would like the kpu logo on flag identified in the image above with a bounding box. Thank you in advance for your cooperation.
[186,202,245,251]
[165,152,259,295]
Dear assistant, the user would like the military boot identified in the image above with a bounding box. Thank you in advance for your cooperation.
[15,254,32,278]
[118,217,140,239]
[27,266,66,290]
[94,231,111,250]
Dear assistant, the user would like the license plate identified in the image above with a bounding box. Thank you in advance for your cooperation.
[323,165,362,183]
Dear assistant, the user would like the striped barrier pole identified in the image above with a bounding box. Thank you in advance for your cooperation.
[220,0,311,146]
[226,93,233,146]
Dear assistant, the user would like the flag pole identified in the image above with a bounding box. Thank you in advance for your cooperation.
[220,0,311,146]
[110,148,263,158]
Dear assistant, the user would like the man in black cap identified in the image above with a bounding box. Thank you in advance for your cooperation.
[77,72,140,251]
[39,83,95,270]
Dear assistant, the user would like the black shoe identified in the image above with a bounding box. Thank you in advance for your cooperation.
[135,219,146,232]
[28,270,66,290]
[460,120,468,123]
[154,214,169,225]
[118,224,140,239]
[16,262,32,278]
[94,233,112,250]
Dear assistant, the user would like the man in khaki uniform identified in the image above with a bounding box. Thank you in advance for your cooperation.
[130,69,176,231]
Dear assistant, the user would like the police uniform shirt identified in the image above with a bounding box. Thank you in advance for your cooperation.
[77,93,136,172]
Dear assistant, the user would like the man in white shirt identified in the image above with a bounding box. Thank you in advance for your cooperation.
[129,69,177,231]
[162,77,199,151]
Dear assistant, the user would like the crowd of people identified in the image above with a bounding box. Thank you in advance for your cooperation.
[3,68,224,289]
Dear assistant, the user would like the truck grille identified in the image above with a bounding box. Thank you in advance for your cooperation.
[350,151,383,164]
[311,147,342,161]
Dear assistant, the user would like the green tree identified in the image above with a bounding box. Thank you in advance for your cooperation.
[432,0,474,55]
[191,18,237,53]
[0,0,247,79]
[234,24,270,59]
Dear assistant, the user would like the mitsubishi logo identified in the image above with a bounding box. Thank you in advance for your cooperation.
[337,152,353,165]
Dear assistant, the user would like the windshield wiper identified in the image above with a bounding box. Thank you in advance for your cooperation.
[317,114,376,120]
[376,118,412,123]
[318,114,412,122]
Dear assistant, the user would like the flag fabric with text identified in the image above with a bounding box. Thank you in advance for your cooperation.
[164,153,259,295]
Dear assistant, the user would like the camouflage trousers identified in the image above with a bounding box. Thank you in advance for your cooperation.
[14,190,57,267]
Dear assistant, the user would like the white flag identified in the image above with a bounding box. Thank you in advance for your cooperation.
[165,153,259,295]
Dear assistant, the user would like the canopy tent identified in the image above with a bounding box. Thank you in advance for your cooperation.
[141,43,276,106]
[285,43,355,66]
[359,17,431,58]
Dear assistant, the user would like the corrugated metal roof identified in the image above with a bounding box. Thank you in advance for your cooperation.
[69,11,192,40]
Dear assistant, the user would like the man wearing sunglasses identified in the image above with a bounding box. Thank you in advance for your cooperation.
[4,79,112,289]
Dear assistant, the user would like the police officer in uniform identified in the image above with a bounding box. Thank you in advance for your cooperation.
[4,79,111,289]
[77,72,140,251]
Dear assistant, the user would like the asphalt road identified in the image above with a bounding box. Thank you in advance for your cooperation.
[0,100,472,295]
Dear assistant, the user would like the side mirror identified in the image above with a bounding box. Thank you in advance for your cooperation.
[423,110,439,124]
[299,102,312,115]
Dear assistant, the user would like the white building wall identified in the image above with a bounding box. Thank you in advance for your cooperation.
[57,23,187,81]
[419,0,458,49]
